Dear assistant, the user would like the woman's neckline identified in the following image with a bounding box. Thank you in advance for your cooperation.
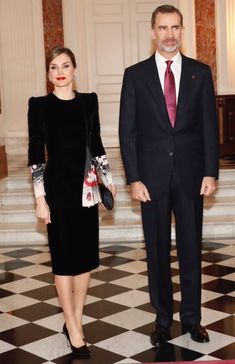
[51,91,76,101]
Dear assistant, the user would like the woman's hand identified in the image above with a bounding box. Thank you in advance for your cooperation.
[108,183,117,199]
[35,196,51,224]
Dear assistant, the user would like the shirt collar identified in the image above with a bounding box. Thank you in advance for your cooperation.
[155,50,182,67]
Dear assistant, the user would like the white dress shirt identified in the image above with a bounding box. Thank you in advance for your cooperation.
[155,51,182,103]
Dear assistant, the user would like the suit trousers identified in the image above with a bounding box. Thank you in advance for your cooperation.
[141,166,203,329]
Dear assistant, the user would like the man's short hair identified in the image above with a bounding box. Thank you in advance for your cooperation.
[151,4,183,28]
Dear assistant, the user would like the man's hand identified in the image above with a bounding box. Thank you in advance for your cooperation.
[200,176,216,196]
[130,181,151,202]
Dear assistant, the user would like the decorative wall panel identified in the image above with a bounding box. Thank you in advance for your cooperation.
[42,0,64,92]
[95,23,125,75]
[63,0,196,147]
[195,0,217,89]
[42,0,64,56]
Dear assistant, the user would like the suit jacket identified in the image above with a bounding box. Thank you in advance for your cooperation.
[119,54,219,199]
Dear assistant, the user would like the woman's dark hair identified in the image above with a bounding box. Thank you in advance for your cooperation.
[46,46,77,73]
[151,4,183,28]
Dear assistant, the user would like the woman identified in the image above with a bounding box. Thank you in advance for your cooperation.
[27,46,116,357]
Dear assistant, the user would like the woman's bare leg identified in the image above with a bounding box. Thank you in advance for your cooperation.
[54,275,85,348]
[73,272,91,339]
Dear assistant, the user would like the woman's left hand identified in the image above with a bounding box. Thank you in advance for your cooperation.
[108,184,117,199]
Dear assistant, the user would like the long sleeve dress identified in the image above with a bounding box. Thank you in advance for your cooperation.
[28,91,113,275]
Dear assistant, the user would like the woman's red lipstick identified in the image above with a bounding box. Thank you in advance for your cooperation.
[56,77,66,80]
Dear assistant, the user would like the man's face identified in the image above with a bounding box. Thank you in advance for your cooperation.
[151,12,183,57]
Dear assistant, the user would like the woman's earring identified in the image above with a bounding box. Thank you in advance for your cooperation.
[73,74,76,79]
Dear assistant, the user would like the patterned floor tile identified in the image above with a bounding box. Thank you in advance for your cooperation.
[0,288,14,299]
[202,252,233,263]
[132,343,203,363]
[202,278,235,294]
[4,248,43,259]
[91,267,130,282]
[87,282,129,299]
[22,284,58,301]
[0,313,28,332]
[0,260,33,271]
[84,320,126,344]
[0,277,49,294]
[83,300,128,319]
[20,333,70,361]
[169,329,235,355]
[202,294,235,314]
[0,241,234,363]
[0,348,45,364]
[106,289,149,307]
[202,264,235,277]
[111,273,148,289]
[209,342,235,360]
[101,307,155,330]
[0,293,39,312]
[13,302,62,321]
[207,315,235,336]
[95,330,151,357]
[0,323,56,346]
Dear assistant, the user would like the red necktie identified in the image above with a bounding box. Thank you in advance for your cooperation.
[164,60,176,127]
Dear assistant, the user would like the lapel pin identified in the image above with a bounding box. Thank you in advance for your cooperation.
[192,75,196,79]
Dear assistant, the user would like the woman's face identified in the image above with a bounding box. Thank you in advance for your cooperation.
[48,53,76,88]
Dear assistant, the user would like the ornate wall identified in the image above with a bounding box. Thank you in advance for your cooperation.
[42,0,64,56]
[42,0,64,92]
[195,0,217,89]
[1,0,232,155]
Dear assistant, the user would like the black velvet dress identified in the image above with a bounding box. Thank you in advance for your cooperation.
[28,92,105,275]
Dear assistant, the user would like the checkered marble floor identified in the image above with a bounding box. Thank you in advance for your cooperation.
[0,240,235,364]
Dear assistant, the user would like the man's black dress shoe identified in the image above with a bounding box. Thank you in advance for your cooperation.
[150,323,171,347]
[182,324,210,343]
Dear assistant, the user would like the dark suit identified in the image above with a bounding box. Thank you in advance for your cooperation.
[119,53,219,328]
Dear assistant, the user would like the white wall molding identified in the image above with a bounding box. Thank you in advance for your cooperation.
[0,0,45,154]
[216,0,235,95]
[62,0,89,92]
[178,0,196,58]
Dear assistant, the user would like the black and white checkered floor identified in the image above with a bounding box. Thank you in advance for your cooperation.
[0,240,235,363]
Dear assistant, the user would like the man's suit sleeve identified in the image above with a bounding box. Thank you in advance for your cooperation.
[201,67,219,179]
[119,68,140,184]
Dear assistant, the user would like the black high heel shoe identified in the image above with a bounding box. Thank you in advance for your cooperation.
[62,323,86,343]
[62,323,90,357]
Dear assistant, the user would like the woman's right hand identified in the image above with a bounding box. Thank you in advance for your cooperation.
[35,196,51,224]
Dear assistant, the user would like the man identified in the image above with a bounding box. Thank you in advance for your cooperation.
[119,4,219,346]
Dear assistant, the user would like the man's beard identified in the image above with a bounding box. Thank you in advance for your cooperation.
[160,39,180,53]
